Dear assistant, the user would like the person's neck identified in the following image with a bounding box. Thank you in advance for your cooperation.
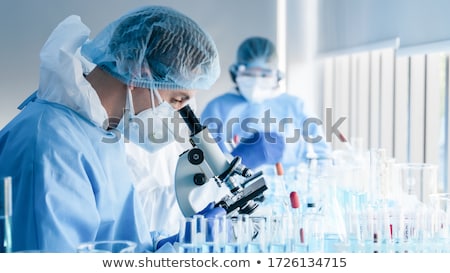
[85,67,127,128]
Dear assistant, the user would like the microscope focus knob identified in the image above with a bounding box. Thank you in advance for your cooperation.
[187,148,204,165]
[193,173,207,185]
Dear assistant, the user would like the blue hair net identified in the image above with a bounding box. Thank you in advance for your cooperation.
[81,6,220,90]
[236,37,277,68]
[229,37,280,83]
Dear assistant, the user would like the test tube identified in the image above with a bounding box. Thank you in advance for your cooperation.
[268,215,289,253]
[225,215,250,253]
[290,191,307,253]
[247,216,268,253]
[178,217,198,253]
[201,215,227,253]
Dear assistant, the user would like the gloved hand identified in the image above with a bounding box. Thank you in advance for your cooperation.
[196,201,226,219]
[156,233,179,250]
[231,131,285,169]
[156,202,226,249]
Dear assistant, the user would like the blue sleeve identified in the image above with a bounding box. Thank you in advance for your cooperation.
[298,101,332,161]
[31,125,102,252]
[200,98,231,154]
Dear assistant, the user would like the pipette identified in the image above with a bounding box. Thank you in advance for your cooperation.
[290,191,304,243]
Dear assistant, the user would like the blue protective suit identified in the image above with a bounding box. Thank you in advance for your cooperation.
[201,89,331,170]
[0,16,156,252]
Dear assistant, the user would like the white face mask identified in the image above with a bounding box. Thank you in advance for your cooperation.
[117,88,177,153]
[236,75,282,103]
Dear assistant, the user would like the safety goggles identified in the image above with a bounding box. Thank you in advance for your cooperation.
[236,67,278,78]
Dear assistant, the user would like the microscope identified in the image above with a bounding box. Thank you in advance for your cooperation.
[174,104,268,217]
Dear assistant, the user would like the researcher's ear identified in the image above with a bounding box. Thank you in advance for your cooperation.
[229,64,247,84]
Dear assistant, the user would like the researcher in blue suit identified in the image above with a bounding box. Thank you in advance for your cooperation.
[0,6,223,252]
[201,37,330,171]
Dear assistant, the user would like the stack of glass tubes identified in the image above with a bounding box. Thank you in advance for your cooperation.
[177,143,448,253]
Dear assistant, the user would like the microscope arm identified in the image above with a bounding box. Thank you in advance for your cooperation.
[174,148,215,217]
[174,104,267,217]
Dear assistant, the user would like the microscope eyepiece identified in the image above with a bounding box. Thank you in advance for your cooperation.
[178,104,204,136]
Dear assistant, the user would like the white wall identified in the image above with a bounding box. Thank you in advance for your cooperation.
[4,0,450,129]
[285,0,321,117]
[317,0,450,54]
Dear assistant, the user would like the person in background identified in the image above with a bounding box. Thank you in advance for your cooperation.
[201,36,330,172]
[0,5,224,253]
[201,37,331,217]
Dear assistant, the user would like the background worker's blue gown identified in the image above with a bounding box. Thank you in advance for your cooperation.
[201,90,331,170]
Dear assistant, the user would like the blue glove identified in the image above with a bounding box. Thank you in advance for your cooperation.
[156,233,179,250]
[231,131,285,169]
[196,202,226,219]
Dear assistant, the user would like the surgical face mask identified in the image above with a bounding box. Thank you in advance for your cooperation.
[117,88,177,153]
[236,75,282,103]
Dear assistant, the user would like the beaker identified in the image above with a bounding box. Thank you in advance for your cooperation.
[225,214,251,253]
[395,163,439,205]
[77,240,137,253]
[247,216,268,253]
